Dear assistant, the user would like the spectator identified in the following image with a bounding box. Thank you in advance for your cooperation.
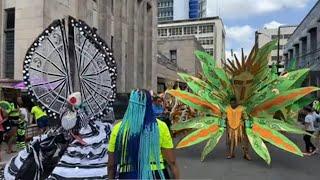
[17,97,30,124]
[0,108,8,161]
[31,104,48,132]
[108,90,179,179]
[152,96,165,118]
[312,107,320,151]
[303,107,317,155]
[153,96,171,129]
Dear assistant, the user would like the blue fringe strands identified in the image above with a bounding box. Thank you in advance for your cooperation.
[115,90,165,179]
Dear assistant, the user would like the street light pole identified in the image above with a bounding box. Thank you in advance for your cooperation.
[277,27,281,74]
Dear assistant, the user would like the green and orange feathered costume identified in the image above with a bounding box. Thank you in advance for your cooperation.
[168,41,318,164]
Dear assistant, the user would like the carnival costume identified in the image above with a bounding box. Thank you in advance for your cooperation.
[4,16,117,179]
[168,42,319,164]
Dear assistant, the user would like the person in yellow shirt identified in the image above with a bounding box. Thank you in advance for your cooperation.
[108,90,180,179]
[31,105,48,132]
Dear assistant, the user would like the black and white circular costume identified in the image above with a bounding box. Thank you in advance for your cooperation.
[4,16,117,180]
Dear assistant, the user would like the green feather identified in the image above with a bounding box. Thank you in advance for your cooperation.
[201,128,224,161]
[253,118,307,135]
[171,116,219,131]
[246,128,271,164]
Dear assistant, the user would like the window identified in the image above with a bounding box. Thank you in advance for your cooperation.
[183,26,197,35]
[168,27,182,36]
[199,24,213,34]
[205,48,214,56]
[283,34,291,39]
[4,9,15,79]
[170,50,177,63]
[158,28,168,37]
[271,35,278,40]
[198,37,214,45]
[111,36,114,49]
[111,0,114,14]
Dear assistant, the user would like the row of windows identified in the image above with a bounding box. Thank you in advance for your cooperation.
[158,1,173,8]
[158,24,214,37]
[205,48,214,56]
[198,37,214,45]
[158,11,173,18]
[158,17,173,22]
[271,34,291,40]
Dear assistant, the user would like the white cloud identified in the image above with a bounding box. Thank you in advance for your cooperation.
[263,21,284,28]
[208,0,310,19]
[224,25,255,61]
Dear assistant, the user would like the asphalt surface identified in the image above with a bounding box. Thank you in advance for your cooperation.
[176,134,320,180]
[0,135,318,180]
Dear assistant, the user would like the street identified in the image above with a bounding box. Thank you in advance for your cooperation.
[176,134,320,180]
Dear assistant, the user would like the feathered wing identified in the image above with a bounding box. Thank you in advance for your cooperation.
[246,128,271,164]
[252,123,303,156]
[176,124,220,148]
[201,128,224,161]
[167,90,221,116]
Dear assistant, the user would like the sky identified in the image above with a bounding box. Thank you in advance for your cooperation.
[206,0,318,59]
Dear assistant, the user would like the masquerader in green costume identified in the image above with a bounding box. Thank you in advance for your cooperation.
[168,41,319,164]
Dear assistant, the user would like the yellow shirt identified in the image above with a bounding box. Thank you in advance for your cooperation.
[31,106,47,120]
[108,119,173,170]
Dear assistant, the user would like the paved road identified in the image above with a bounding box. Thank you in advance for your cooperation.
[0,135,319,180]
[176,134,320,180]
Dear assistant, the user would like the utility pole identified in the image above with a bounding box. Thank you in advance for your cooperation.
[277,26,281,75]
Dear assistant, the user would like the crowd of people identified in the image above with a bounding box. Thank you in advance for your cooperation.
[0,97,49,161]
[1,91,320,178]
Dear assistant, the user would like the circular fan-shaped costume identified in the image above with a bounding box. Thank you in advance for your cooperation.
[5,16,117,180]
[23,16,116,120]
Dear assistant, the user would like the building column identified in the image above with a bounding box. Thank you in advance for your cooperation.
[143,2,148,88]
[0,0,3,78]
[125,0,136,92]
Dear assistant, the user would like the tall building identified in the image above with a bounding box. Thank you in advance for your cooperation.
[157,0,174,22]
[158,0,207,22]
[283,1,320,91]
[0,0,158,99]
[189,0,206,19]
[256,26,297,71]
[158,17,226,67]
[157,36,203,92]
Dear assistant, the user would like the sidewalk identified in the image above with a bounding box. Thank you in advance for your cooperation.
[0,146,18,168]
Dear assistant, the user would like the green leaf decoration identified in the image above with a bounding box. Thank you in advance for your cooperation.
[252,123,303,157]
[255,41,277,64]
[246,128,271,164]
[251,87,320,117]
[177,124,220,148]
[201,128,225,161]
[286,58,297,72]
[171,116,220,131]
[177,73,224,105]
[195,50,215,68]
[253,118,307,135]
[168,90,221,116]
[248,69,310,109]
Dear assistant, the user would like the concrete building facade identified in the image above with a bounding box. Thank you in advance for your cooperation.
[158,17,225,67]
[157,36,203,92]
[283,1,320,90]
[0,0,158,97]
[256,26,297,69]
